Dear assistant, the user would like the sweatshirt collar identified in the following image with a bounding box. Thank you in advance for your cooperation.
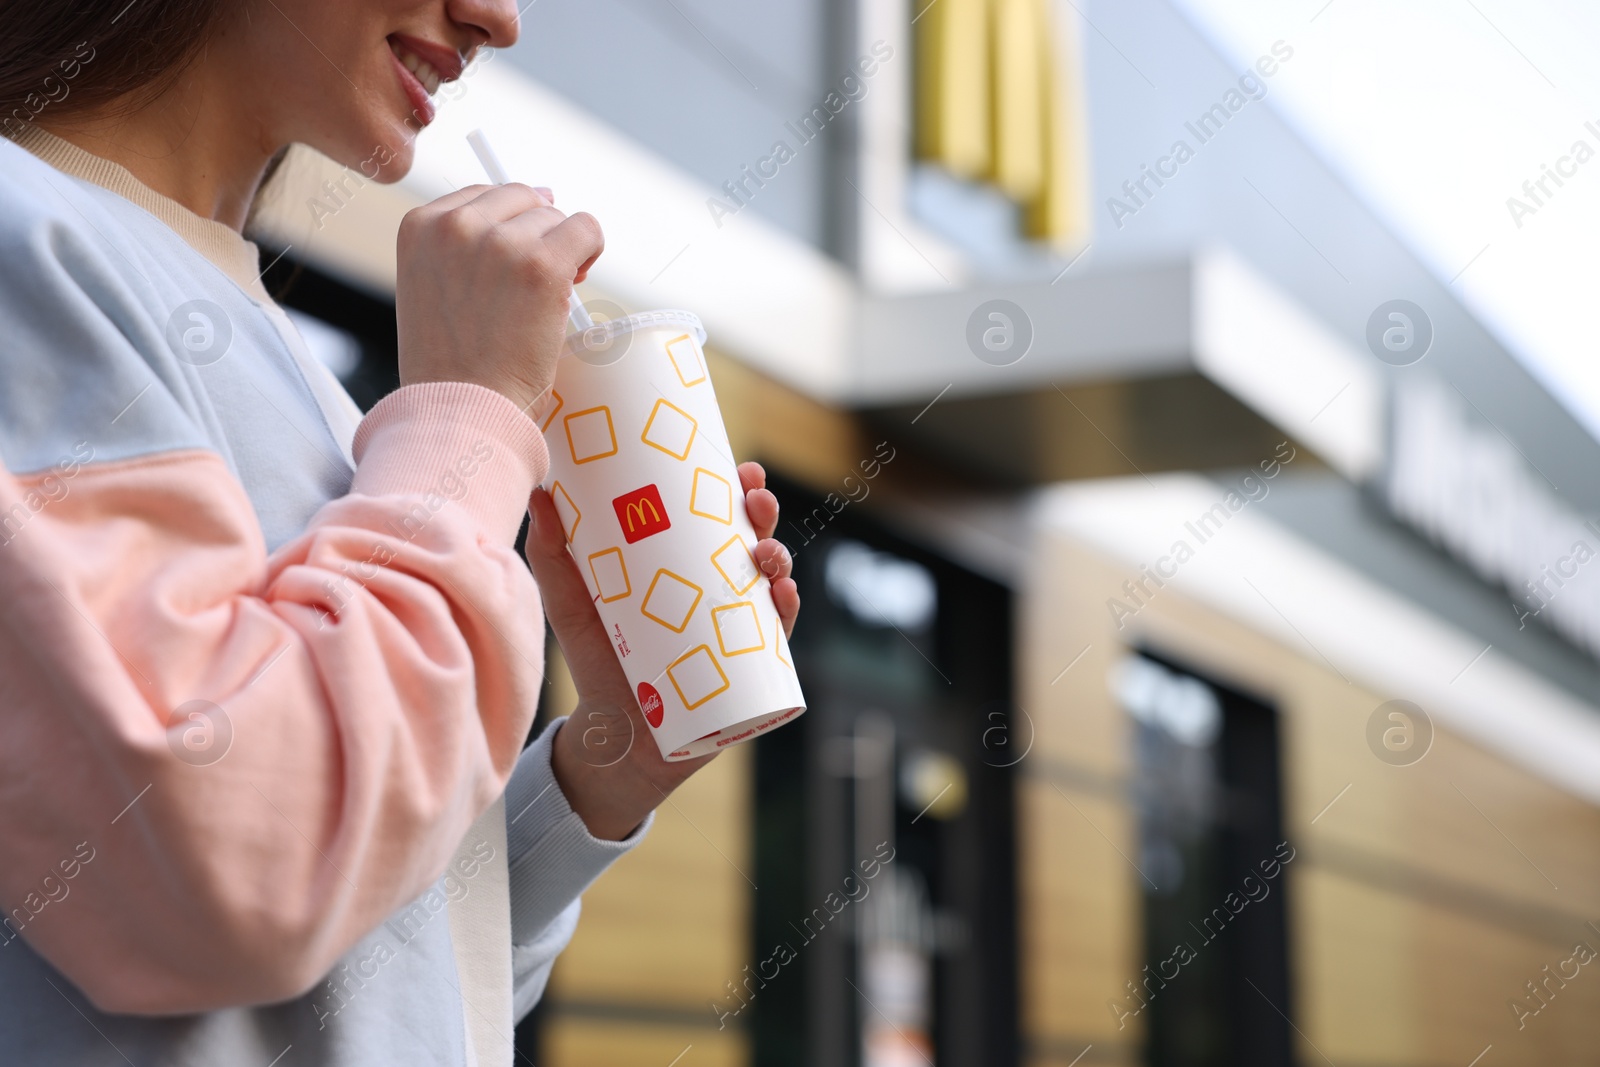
[7,124,275,304]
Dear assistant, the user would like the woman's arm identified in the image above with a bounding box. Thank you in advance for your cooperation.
[0,157,614,1016]
[0,381,549,1016]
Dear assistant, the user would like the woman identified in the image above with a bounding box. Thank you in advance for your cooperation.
[0,0,799,1063]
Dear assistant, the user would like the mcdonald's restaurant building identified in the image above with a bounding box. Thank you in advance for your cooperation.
[255,1,1600,1064]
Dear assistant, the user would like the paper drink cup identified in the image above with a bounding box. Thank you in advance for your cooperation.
[536,309,807,760]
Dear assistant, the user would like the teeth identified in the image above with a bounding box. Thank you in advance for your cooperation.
[390,41,445,97]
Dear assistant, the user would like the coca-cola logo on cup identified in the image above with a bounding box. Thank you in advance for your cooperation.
[637,682,665,728]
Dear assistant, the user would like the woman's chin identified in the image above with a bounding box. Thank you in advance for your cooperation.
[329,128,416,185]
[368,143,415,185]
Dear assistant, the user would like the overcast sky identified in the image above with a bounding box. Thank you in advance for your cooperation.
[1176,0,1600,438]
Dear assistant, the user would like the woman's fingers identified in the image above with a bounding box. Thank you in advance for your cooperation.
[492,209,604,293]
[738,460,766,494]
[397,183,602,412]
[771,577,800,638]
[422,181,552,223]
[526,488,609,645]
[740,462,779,541]
[755,538,799,637]
[754,537,791,582]
[407,182,495,216]
[740,464,796,635]
[745,488,779,541]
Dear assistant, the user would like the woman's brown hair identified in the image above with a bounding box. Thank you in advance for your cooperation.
[0,0,225,136]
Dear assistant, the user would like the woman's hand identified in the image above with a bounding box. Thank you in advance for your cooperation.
[395,184,602,412]
[528,462,800,841]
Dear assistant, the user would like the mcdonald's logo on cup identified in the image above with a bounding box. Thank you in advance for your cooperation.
[613,483,671,544]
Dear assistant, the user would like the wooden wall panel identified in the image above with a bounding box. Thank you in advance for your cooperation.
[1138,584,1600,920]
[1020,531,1600,1067]
[542,740,752,1059]
[1297,867,1600,1066]
[542,1017,748,1067]
[1018,537,1147,1067]
[1019,779,1143,1063]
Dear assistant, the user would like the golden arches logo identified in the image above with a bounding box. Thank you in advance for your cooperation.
[913,0,1088,245]
[612,483,672,544]
[622,497,660,532]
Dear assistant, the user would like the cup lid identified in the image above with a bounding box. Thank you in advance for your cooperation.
[562,309,706,359]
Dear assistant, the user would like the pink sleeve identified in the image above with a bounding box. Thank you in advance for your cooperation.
[0,382,549,1014]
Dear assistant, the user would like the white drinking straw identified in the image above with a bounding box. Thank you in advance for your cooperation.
[467,128,594,333]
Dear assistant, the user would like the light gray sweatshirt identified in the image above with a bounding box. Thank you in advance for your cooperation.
[0,126,648,1066]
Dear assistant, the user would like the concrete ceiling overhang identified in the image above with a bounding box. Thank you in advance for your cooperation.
[852,248,1383,486]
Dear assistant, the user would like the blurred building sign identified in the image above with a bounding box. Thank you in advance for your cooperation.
[1385,381,1600,658]
[913,0,1087,244]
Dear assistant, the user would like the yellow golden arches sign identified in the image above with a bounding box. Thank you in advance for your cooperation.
[914,0,1088,245]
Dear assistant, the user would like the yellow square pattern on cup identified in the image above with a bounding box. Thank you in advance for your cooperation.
[712,602,765,656]
[641,569,704,633]
[551,481,581,544]
[666,333,707,388]
[775,613,792,668]
[641,398,698,460]
[565,406,619,464]
[532,389,563,433]
[711,535,760,596]
[667,645,730,710]
[689,468,733,524]
[587,547,632,603]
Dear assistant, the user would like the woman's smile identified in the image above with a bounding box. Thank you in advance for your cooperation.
[386,33,467,124]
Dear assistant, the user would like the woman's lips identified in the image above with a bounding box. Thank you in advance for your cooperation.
[388,36,459,126]
[389,48,437,125]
